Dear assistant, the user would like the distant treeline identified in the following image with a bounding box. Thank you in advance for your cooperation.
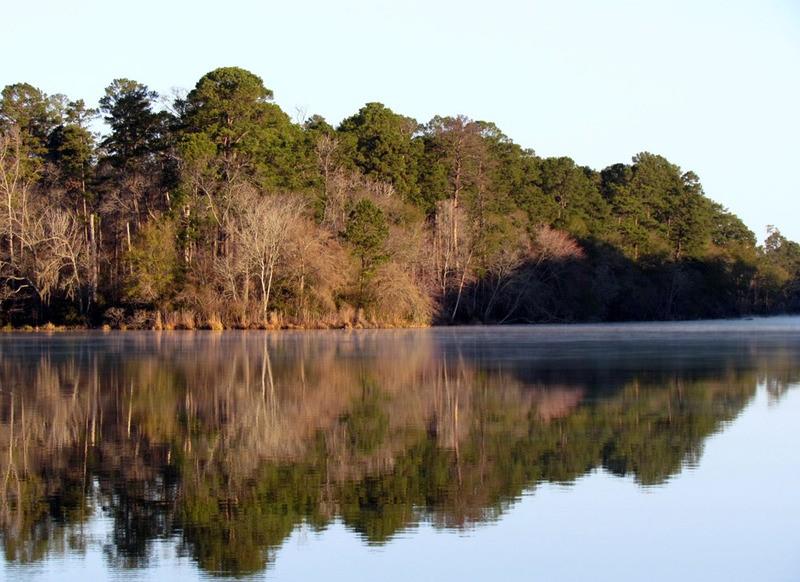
[1,67,798,328]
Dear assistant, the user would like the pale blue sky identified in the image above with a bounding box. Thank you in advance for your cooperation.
[2,0,798,241]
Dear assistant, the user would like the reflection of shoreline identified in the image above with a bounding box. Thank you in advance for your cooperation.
[0,331,798,575]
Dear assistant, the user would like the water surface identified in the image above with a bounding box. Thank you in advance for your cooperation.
[1,318,799,581]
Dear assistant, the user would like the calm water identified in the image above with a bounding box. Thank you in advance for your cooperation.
[1,318,799,581]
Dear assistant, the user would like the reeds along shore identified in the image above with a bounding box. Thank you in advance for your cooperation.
[1,307,431,331]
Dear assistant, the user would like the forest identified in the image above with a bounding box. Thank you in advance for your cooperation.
[1,66,798,328]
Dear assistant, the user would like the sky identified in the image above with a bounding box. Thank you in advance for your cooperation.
[2,0,798,242]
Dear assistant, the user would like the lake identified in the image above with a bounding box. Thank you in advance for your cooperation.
[1,318,799,581]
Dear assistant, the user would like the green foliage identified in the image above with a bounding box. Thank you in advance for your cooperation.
[763,227,800,271]
[537,157,609,236]
[182,67,273,157]
[181,67,308,190]
[0,83,63,150]
[99,79,167,167]
[339,102,421,199]
[709,202,756,249]
[125,218,180,305]
[344,199,389,283]
[757,227,800,310]
[46,100,96,196]
[420,115,485,202]
[0,82,64,176]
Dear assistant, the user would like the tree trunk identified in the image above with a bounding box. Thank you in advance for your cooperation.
[89,213,98,309]
[6,187,13,266]
[451,252,472,322]
[125,221,133,274]
[265,260,275,317]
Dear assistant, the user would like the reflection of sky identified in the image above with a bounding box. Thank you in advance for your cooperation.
[4,385,798,582]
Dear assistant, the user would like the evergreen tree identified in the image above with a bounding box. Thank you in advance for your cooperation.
[0,82,64,175]
[181,66,307,190]
[99,79,166,168]
[46,99,96,200]
[339,102,421,199]
[344,199,389,305]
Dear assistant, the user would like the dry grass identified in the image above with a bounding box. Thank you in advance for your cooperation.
[204,312,224,331]
[177,310,196,330]
[161,310,197,330]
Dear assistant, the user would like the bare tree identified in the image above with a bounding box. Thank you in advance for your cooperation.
[226,189,305,319]
[22,207,88,310]
[432,199,474,320]
[426,116,485,276]
[41,208,90,312]
[498,226,585,323]
[0,128,33,268]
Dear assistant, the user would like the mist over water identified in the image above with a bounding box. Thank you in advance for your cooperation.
[1,318,799,581]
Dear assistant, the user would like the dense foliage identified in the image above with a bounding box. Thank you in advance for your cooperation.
[1,68,797,327]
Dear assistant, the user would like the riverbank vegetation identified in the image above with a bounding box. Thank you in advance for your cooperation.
[1,67,798,328]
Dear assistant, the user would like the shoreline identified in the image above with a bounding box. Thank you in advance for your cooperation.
[3,313,798,333]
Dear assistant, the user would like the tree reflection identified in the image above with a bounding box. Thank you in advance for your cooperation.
[0,330,798,575]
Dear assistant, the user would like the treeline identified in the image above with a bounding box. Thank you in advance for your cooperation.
[1,67,798,327]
